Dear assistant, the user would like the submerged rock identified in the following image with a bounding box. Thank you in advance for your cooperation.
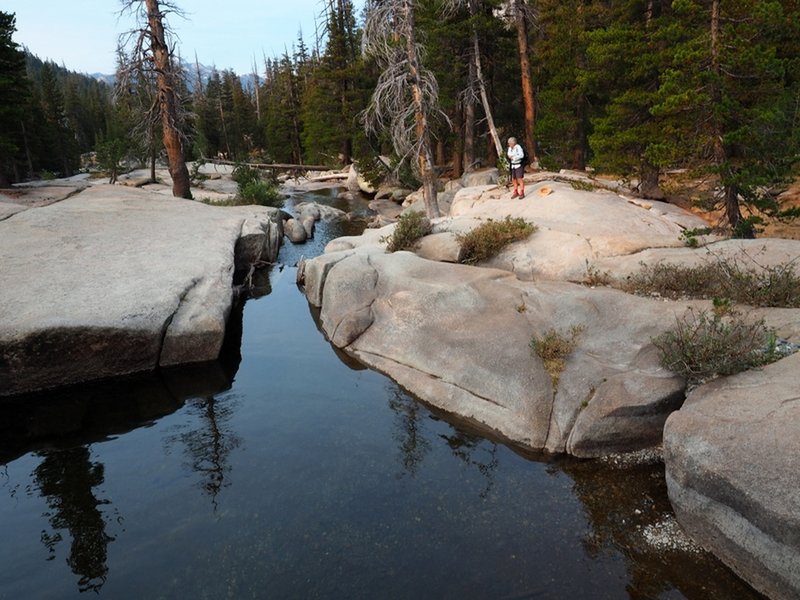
[664,353,800,600]
[0,184,282,396]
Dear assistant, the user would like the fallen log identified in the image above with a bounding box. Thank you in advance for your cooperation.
[205,158,331,172]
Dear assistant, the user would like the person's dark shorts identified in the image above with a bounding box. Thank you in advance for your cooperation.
[511,165,524,179]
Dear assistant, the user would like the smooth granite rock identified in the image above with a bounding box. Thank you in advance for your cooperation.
[0,184,281,395]
[664,353,800,600]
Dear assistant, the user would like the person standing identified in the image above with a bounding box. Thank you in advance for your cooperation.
[507,137,525,198]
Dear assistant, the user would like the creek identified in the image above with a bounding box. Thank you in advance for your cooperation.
[0,186,763,599]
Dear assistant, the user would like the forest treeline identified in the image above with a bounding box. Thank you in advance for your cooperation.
[1,1,798,233]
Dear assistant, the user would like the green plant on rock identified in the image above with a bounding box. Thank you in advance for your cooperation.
[530,325,584,390]
[679,227,713,248]
[569,180,597,192]
[652,308,781,386]
[238,180,285,208]
[381,210,432,252]
[457,217,536,265]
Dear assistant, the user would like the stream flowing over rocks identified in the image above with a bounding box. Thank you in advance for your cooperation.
[0,184,282,396]
[299,175,800,599]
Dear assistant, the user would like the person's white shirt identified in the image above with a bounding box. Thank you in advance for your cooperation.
[507,143,524,167]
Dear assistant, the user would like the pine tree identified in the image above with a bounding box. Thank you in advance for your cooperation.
[652,0,800,235]
[0,11,30,185]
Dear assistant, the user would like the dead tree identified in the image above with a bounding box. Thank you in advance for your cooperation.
[119,0,192,199]
[362,0,446,219]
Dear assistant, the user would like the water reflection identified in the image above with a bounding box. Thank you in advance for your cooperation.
[438,430,499,499]
[34,446,115,593]
[387,386,431,477]
[559,459,766,600]
[165,394,242,511]
[0,296,247,466]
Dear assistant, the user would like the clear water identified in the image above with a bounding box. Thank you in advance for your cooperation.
[0,188,763,600]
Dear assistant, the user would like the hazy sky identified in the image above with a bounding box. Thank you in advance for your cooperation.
[5,0,363,75]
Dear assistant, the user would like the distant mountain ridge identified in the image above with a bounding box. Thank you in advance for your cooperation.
[89,60,256,92]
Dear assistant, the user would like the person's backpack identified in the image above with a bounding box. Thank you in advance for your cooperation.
[519,144,530,167]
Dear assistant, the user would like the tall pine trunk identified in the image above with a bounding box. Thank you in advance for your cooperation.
[145,0,191,199]
[403,0,440,218]
[464,59,476,171]
[710,0,747,235]
[514,0,536,162]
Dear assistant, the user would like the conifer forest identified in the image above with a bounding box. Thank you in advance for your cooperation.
[1,1,798,233]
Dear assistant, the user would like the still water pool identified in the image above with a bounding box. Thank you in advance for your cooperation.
[0,188,763,599]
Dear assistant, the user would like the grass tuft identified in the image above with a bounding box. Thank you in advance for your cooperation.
[530,325,584,390]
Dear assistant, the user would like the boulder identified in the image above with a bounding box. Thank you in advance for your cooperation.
[302,216,316,239]
[346,163,376,195]
[414,232,463,263]
[234,214,283,270]
[294,201,347,222]
[664,353,800,600]
[284,218,308,243]
[402,189,457,217]
[461,168,499,187]
[375,186,414,203]
[450,181,710,281]
[368,198,403,222]
[304,248,698,455]
[0,185,282,396]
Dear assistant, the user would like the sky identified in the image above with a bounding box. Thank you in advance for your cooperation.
[5,0,364,76]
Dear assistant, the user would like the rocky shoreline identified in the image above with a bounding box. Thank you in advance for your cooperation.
[0,183,282,396]
[298,171,800,600]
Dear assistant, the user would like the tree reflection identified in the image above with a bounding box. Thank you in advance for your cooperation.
[33,446,116,593]
[438,431,499,499]
[166,394,241,511]
[387,385,499,496]
[559,458,764,600]
[387,387,431,477]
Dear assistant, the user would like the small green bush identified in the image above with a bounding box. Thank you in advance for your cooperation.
[382,210,432,252]
[231,163,263,187]
[530,325,584,389]
[238,180,285,208]
[457,217,536,265]
[653,308,781,385]
[679,227,713,247]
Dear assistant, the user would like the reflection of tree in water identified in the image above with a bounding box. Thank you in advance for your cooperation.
[167,394,241,511]
[559,459,764,600]
[387,385,499,496]
[388,387,431,477]
[33,446,116,593]
[438,431,498,499]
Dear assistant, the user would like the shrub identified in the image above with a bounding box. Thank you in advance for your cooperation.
[231,163,262,187]
[381,210,432,252]
[652,308,781,385]
[624,262,719,299]
[584,260,612,287]
[679,226,713,247]
[238,180,285,208]
[623,252,800,308]
[530,325,584,389]
[457,217,536,265]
